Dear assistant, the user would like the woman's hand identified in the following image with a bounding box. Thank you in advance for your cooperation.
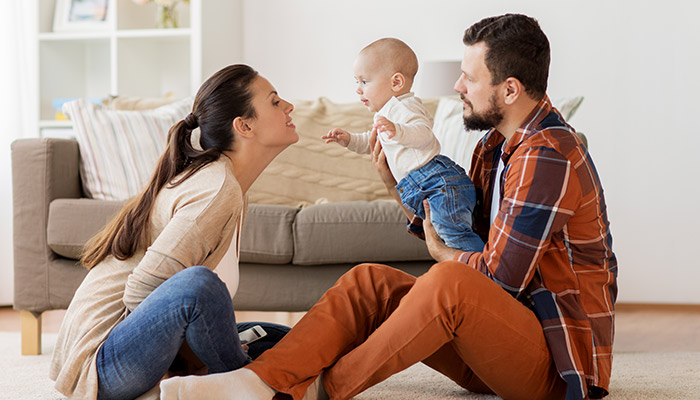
[423,200,462,262]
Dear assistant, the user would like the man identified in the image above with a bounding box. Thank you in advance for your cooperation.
[416,14,617,399]
[161,13,617,400]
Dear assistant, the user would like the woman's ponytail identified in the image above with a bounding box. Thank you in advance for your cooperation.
[82,119,194,268]
[81,64,259,269]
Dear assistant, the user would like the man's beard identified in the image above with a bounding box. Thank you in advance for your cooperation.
[462,93,504,131]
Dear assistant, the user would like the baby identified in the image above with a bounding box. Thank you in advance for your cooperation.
[322,38,484,252]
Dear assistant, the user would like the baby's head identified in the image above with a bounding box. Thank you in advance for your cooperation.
[353,38,418,113]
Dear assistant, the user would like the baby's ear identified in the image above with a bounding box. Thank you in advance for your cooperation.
[391,73,406,92]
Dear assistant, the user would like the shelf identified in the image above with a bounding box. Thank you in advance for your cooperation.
[38,29,192,41]
[38,32,111,41]
[32,0,241,137]
[116,28,192,38]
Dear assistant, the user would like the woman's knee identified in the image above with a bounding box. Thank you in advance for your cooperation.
[169,266,227,299]
[173,265,215,282]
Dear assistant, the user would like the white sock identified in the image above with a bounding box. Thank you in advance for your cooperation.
[302,373,329,400]
[159,368,276,400]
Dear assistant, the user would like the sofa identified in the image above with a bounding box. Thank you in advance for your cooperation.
[12,95,584,355]
[11,97,443,356]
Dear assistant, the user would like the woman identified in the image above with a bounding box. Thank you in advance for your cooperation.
[49,64,299,400]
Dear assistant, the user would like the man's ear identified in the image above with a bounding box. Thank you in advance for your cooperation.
[232,116,255,139]
[502,77,523,105]
[391,73,406,93]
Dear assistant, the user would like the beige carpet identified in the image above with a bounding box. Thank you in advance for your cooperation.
[1,332,698,400]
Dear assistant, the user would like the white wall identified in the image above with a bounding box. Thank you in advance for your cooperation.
[243,0,700,304]
[0,2,34,305]
[0,29,16,304]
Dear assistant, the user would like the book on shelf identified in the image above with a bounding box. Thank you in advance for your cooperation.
[52,97,104,121]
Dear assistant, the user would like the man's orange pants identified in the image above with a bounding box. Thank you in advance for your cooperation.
[247,262,566,400]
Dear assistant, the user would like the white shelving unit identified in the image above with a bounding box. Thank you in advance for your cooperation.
[33,0,241,137]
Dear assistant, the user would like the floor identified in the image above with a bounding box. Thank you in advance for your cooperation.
[1,304,699,352]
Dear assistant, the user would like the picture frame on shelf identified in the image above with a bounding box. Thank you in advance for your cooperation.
[53,0,113,32]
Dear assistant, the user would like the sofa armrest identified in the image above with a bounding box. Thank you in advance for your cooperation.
[12,138,84,313]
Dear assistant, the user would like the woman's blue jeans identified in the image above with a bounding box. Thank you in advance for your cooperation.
[96,266,289,400]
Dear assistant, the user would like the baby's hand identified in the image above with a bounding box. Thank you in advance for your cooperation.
[374,117,396,139]
[322,128,351,147]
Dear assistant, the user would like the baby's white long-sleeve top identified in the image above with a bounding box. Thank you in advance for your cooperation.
[347,92,441,182]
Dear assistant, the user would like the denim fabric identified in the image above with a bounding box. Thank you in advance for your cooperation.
[396,155,484,252]
[96,266,289,400]
[238,322,290,360]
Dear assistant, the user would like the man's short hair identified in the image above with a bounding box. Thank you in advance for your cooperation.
[463,14,550,99]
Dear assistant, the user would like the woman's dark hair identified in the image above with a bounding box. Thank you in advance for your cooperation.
[82,64,259,269]
[463,14,550,99]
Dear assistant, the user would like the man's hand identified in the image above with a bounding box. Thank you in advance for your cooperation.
[370,126,397,189]
[322,128,351,147]
[423,199,462,262]
[370,126,416,220]
[374,116,397,139]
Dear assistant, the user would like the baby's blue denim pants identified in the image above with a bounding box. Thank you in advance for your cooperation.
[396,155,484,252]
[95,266,289,400]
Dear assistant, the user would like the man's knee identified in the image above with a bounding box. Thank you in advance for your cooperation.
[428,260,475,278]
[335,263,414,298]
[339,263,397,285]
[421,261,481,291]
[425,261,506,307]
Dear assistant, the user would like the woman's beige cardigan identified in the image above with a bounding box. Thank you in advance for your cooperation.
[50,157,245,399]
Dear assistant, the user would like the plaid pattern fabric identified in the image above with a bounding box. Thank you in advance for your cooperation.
[412,96,617,399]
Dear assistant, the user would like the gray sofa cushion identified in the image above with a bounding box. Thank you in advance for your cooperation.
[239,204,299,264]
[47,199,299,264]
[292,200,432,265]
[46,199,428,266]
[47,199,124,259]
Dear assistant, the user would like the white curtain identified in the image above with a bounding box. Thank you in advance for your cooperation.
[0,0,34,305]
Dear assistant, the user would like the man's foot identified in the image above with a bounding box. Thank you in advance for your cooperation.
[159,368,276,400]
